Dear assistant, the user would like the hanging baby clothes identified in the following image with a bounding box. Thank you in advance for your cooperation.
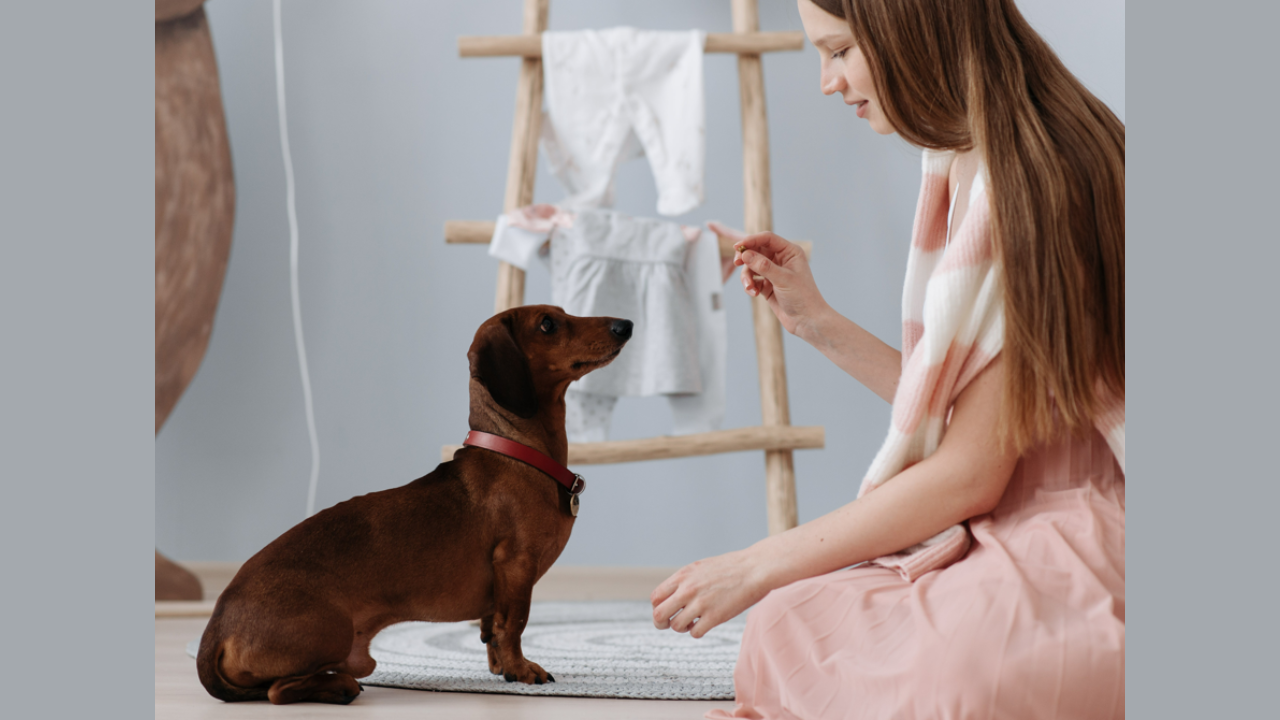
[553,209,699,442]
[541,28,706,217]
[488,204,573,270]
[669,224,727,435]
[490,207,726,442]
[563,221,728,440]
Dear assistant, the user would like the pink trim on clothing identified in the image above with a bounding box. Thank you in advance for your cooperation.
[911,172,951,252]
[504,203,576,233]
[860,149,1125,580]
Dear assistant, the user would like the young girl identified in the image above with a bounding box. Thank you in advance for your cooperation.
[650,1,1125,717]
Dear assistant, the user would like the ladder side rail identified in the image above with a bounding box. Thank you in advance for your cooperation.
[494,0,549,313]
[733,0,799,535]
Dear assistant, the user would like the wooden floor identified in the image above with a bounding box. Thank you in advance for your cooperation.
[156,563,735,719]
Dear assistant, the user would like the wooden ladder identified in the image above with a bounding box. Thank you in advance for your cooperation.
[442,0,822,535]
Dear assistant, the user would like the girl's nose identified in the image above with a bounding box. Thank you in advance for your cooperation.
[821,67,844,96]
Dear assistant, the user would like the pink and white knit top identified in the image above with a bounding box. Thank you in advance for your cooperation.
[863,149,1126,581]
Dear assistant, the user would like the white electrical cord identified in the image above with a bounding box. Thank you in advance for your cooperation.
[273,0,321,518]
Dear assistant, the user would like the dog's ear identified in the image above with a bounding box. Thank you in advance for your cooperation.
[468,316,538,419]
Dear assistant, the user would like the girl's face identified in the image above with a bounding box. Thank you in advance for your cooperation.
[797,0,895,135]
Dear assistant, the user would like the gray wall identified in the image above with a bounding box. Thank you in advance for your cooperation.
[156,0,1124,565]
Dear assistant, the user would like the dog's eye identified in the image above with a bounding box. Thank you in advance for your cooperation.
[539,317,558,334]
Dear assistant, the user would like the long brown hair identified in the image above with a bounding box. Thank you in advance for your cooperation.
[811,0,1125,452]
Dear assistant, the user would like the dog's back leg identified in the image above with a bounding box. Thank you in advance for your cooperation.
[210,601,363,705]
[268,671,361,705]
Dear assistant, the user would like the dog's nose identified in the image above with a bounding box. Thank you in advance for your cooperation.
[611,319,633,340]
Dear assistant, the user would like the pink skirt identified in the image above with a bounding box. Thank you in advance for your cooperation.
[709,428,1125,720]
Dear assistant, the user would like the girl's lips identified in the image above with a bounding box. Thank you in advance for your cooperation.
[855,101,868,118]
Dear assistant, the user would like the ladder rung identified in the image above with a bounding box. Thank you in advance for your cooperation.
[458,31,804,59]
[442,425,823,465]
[445,219,811,259]
[444,220,496,245]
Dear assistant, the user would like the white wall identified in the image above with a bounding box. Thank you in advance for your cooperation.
[156,0,1124,565]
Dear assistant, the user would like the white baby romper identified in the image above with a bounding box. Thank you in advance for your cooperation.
[541,27,706,217]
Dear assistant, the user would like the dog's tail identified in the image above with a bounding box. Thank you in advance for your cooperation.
[196,623,270,703]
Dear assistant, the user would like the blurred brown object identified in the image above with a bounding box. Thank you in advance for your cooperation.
[156,551,206,601]
[155,0,236,600]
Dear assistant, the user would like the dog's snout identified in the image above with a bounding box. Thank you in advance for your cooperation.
[611,319,633,340]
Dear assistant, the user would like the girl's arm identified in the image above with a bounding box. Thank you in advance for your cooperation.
[795,304,903,404]
[713,224,901,403]
[651,355,1020,638]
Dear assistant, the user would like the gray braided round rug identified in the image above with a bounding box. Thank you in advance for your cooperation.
[188,601,744,700]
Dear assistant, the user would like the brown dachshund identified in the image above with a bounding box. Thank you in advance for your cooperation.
[197,305,632,704]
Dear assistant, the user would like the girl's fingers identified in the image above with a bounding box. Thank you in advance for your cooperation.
[764,288,784,316]
[668,608,685,633]
[653,599,675,629]
[740,250,777,277]
[650,572,680,606]
[758,278,774,300]
[741,270,773,300]
[734,231,793,258]
[741,251,782,300]
[653,590,688,630]
[653,604,674,630]
[667,607,684,631]
[744,269,769,297]
[689,611,723,639]
[671,603,701,633]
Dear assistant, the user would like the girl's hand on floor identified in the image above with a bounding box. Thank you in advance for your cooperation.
[723,228,829,340]
[651,547,772,639]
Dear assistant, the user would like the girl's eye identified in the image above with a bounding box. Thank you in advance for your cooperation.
[540,317,557,334]
[831,49,847,60]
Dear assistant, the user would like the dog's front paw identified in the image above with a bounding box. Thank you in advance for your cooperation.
[501,659,554,685]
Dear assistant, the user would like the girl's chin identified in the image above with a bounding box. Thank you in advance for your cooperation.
[865,115,896,135]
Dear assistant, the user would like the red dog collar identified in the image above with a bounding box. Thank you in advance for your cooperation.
[463,431,586,496]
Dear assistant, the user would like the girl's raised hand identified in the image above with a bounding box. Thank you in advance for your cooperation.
[716,225,829,340]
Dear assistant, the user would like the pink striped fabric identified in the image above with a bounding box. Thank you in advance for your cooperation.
[862,150,1126,581]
